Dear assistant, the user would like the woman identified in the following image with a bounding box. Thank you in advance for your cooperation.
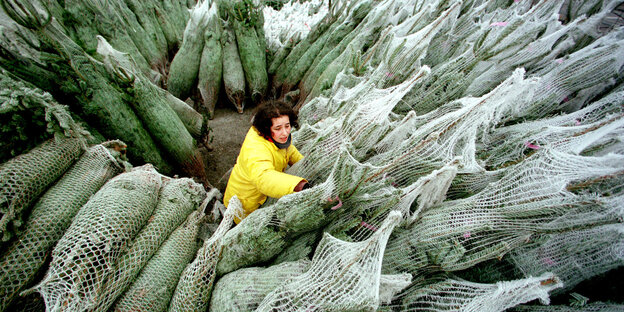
[224,100,308,223]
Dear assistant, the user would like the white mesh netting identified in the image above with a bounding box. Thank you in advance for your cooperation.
[395,272,562,312]
[263,0,328,55]
[212,0,624,310]
[508,223,624,295]
[512,302,624,312]
[167,194,242,312]
[29,165,163,311]
[382,148,624,274]
[255,211,407,311]
[0,141,127,311]
[91,176,208,312]
[111,209,204,312]
[0,137,85,242]
[211,258,311,312]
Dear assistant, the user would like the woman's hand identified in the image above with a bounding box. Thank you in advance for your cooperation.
[294,180,308,192]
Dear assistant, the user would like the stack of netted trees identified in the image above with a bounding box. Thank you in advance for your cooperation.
[214,0,624,311]
[166,0,272,117]
[0,60,230,312]
[0,133,230,311]
[2,0,624,311]
[0,0,296,180]
[0,0,210,179]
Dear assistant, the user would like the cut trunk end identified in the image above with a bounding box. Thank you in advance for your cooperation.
[226,87,245,114]
[182,152,211,189]
[235,98,244,114]
[251,91,262,105]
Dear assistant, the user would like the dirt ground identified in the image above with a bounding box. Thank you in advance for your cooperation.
[199,102,256,194]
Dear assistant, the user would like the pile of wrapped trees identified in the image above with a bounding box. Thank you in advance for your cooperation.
[0,0,282,180]
[0,65,231,311]
[168,0,270,117]
[2,0,624,311]
[214,0,624,311]
[0,0,213,180]
[0,128,233,311]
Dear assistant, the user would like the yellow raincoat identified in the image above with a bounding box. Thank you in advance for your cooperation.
[224,126,305,223]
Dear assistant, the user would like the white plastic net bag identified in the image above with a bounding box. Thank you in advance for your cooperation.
[168,193,242,312]
[0,137,85,242]
[391,273,562,312]
[256,211,407,311]
[0,141,127,311]
[30,165,162,311]
[91,176,207,312]
[112,209,204,312]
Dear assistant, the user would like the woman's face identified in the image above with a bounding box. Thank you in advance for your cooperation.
[270,115,291,144]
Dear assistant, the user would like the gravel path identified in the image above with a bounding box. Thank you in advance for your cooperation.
[200,103,255,193]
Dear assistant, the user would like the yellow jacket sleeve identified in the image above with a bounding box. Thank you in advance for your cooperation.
[288,145,304,166]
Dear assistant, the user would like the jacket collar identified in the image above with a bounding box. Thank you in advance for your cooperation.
[271,134,292,149]
[251,126,291,150]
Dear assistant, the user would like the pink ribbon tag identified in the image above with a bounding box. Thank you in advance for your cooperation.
[490,21,508,27]
[463,231,471,238]
[360,221,378,231]
[525,141,541,150]
[542,257,555,266]
[327,197,342,210]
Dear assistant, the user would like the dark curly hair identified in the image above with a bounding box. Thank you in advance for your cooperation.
[252,100,299,139]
